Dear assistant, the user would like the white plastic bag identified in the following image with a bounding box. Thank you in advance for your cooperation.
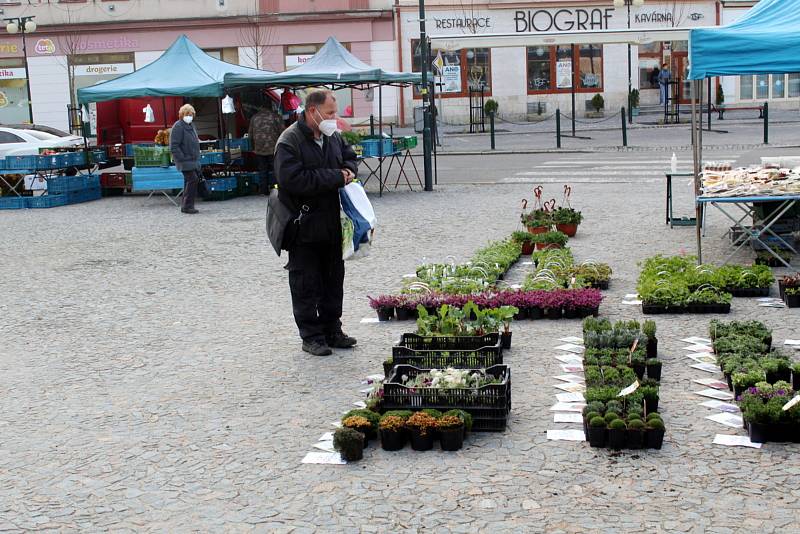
[221,95,235,114]
[344,182,376,228]
[142,104,155,123]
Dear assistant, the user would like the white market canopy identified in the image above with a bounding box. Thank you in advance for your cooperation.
[429,27,698,50]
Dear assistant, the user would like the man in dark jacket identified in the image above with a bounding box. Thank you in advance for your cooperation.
[248,101,283,193]
[274,90,359,356]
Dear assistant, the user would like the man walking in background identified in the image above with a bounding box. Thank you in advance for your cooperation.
[273,90,359,356]
[249,100,284,193]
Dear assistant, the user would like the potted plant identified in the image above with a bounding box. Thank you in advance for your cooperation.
[627,418,645,449]
[394,295,418,321]
[484,99,499,117]
[645,416,665,449]
[762,357,791,384]
[642,320,657,358]
[443,409,473,435]
[531,230,568,250]
[437,414,466,451]
[378,414,407,451]
[630,353,646,380]
[342,415,375,445]
[522,209,552,234]
[406,411,438,451]
[607,418,627,450]
[588,93,605,117]
[552,207,583,237]
[512,230,536,255]
[785,287,800,308]
[368,295,396,321]
[341,409,380,442]
[629,88,640,116]
[646,359,662,382]
[732,369,764,398]
[333,427,365,462]
[640,385,659,413]
[587,415,607,447]
[793,362,800,392]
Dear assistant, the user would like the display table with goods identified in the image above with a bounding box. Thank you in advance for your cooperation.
[637,254,774,314]
[709,320,800,443]
[0,151,103,210]
[698,164,800,269]
[344,132,421,196]
[581,318,666,450]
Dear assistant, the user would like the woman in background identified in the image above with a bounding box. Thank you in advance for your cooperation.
[170,104,201,214]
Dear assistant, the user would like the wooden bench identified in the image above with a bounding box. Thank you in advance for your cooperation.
[712,104,764,120]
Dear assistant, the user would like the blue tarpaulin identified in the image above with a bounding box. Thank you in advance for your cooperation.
[78,35,272,104]
[689,0,800,80]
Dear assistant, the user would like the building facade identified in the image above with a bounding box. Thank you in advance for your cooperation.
[0,0,397,131]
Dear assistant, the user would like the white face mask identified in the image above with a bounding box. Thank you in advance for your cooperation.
[315,110,338,137]
[183,115,194,124]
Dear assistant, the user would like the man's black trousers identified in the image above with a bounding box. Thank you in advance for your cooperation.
[286,243,344,343]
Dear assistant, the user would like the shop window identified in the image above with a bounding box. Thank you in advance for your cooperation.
[789,74,800,98]
[527,44,603,94]
[410,39,491,98]
[0,57,29,125]
[772,75,785,99]
[740,76,753,100]
[638,42,663,90]
[755,75,769,99]
[527,46,551,91]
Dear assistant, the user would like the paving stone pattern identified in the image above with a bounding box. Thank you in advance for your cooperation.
[1,183,799,532]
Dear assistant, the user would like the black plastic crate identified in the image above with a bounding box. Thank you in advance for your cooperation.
[382,364,511,431]
[390,346,503,370]
[395,333,501,352]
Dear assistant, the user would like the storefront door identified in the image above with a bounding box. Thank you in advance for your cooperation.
[673,54,692,105]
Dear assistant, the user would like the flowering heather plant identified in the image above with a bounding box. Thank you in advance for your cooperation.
[368,295,398,309]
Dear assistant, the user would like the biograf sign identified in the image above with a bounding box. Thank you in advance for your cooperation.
[514,9,615,33]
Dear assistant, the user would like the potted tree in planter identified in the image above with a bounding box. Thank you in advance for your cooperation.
[553,207,583,237]
[333,427,365,461]
[645,415,665,449]
[629,88,640,117]
[587,93,605,118]
[607,418,627,449]
[646,359,662,381]
[587,415,607,447]
[406,411,438,451]
[378,414,407,451]
[627,418,646,449]
[531,230,568,250]
[643,320,657,358]
[512,230,536,255]
[437,414,466,451]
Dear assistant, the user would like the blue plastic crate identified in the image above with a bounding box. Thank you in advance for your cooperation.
[225,138,251,151]
[361,138,394,157]
[206,176,237,192]
[37,153,68,170]
[131,166,184,191]
[5,155,38,170]
[47,175,86,193]
[85,173,100,189]
[125,143,155,157]
[201,151,225,165]
[65,187,101,205]
[89,149,107,164]
[67,152,87,166]
[0,196,26,209]
[26,194,68,209]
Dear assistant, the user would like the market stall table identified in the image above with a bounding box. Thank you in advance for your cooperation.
[358,148,422,195]
[697,193,800,269]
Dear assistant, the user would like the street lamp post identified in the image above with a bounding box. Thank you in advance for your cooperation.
[613,0,643,124]
[418,0,433,192]
[5,16,36,124]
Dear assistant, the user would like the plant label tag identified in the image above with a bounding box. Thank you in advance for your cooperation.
[546,429,586,441]
[684,344,714,353]
[331,422,342,428]
[687,353,717,364]
[706,412,744,428]
[681,336,712,345]
[553,382,586,393]
[554,413,584,423]
[550,402,586,412]
[559,336,584,344]
[695,388,734,401]
[618,380,640,397]
[312,442,336,453]
[301,452,346,465]
[318,432,334,442]
[624,293,639,299]
[700,400,740,413]
[630,338,639,353]
[553,374,585,384]
[556,392,585,403]
[555,354,584,364]
[360,317,381,324]
[712,434,761,449]
[561,364,584,373]
[353,401,367,408]
[555,343,584,354]
[690,363,720,374]
[784,339,800,346]
[693,377,729,390]
[782,395,800,411]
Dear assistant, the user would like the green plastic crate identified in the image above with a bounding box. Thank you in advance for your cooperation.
[133,145,171,167]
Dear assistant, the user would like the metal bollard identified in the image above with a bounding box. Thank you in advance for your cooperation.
[621,107,628,147]
[763,102,769,144]
[556,109,561,149]
[489,111,496,150]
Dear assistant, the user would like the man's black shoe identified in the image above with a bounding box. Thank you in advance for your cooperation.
[302,340,333,356]
[181,208,199,214]
[326,332,357,349]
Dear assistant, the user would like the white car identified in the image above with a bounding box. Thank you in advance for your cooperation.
[0,125,85,157]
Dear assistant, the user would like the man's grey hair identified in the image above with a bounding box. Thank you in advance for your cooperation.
[305,89,335,109]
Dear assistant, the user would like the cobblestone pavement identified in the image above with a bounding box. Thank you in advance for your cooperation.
[1,176,800,532]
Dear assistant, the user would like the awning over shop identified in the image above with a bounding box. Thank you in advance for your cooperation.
[689,0,800,79]
[77,35,272,104]
[224,36,422,88]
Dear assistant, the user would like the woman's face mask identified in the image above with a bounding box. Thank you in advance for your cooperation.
[183,115,194,124]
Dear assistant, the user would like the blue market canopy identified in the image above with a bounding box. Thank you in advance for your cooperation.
[225,36,421,88]
[77,35,272,104]
[689,0,800,80]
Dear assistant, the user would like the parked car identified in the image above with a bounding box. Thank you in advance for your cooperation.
[0,125,85,157]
